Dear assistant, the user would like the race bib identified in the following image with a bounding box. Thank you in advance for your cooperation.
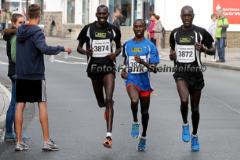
[128,56,148,74]
[92,39,111,57]
[176,45,195,63]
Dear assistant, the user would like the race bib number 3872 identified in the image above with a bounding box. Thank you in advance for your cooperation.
[92,39,111,57]
[176,45,195,63]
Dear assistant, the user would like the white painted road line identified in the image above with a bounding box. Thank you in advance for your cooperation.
[0,61,8,65]
[68,55,86,60]
[54,59,87,65]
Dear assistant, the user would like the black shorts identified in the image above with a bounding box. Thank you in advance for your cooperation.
[87,72,116,80]
[16,79,47,103]
[173,72,204,90]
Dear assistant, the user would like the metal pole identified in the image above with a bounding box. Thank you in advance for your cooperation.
[26,0,29,19]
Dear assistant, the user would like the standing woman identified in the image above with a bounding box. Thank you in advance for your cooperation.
[3,13,25,141]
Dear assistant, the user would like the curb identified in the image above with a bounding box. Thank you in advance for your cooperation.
[0,82,10,133]
[203,62,240,71]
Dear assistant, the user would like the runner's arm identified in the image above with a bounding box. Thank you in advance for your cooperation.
[77,41,92,56]
[195,29,216,56]
[76,25,92,56]
[134,55,157,73]
[195,43,215,55]
[121,43,128,79]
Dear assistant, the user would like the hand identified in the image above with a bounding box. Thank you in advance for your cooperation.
[121,70,128,79]
[169,49,176,61]
[195,43,206,52]
[64,48,72,54]
[134,55,142,64]
[107,53,116,61]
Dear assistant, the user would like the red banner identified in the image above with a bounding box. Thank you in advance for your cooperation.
[213,0,240,24]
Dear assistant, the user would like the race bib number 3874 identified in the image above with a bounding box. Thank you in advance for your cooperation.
[92,39,111,57]
[176,45,195,63]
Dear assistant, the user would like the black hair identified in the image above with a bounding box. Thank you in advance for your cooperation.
[97,5,109,12]
[181,5,194,15]
[134,19,146,27]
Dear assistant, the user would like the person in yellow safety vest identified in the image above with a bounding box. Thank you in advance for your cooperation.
[215,7,228,62]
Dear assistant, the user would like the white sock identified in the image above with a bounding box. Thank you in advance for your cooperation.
[106,132,112,138]
[183,123,189,126]
[192,134,198,137]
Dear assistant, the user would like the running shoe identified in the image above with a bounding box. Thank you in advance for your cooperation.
[15,142,29,151]
[103,136,112,148]
[42,139,59,151]
[137,137,146,152]
[191,135,200,152]
[182,124,190,142]
[131,122,140,138]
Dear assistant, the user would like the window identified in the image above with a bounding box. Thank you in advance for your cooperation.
[82,0,89,25]
[109,0,155,26]
[109,0,132,26]
[134,0,154,24]
[67,0,75,23]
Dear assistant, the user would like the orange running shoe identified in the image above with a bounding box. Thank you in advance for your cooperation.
[103,137,112,148]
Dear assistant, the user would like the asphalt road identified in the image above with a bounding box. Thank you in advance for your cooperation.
[0,42,240,160]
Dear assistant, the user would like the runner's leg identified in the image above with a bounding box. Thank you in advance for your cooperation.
[103,73,115,133]
[189,88,201,135]
[127,84,139,122]
[91,78,105,108]
[139,96,150,137]
[176,80,189,124]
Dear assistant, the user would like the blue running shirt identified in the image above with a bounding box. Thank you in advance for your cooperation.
[122,38,160,91]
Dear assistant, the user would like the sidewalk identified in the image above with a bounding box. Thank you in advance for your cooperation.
[159,48,240,71]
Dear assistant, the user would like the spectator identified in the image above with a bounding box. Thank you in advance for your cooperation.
[14,4,71,152]
[147,14,157,46]
[153,15,164,50]
[112,7,122,29]
[2,13,25,142]
[0,9,7,32]
[216,7,228,62]
[208,13,217,61]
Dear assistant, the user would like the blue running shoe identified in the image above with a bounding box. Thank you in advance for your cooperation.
[191,135,200,152]
[137,137,146,152]
[182,124,190,142]
[131,123,140,138]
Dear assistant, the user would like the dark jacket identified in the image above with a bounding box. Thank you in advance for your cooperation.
[16,24,64,80]
[3,27,17,77]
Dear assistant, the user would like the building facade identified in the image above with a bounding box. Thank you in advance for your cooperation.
[1,0,239,47]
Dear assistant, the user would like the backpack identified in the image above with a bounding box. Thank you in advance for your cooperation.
[10,35,16,63]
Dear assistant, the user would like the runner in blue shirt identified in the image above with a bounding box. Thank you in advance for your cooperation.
[121,19,160,151]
